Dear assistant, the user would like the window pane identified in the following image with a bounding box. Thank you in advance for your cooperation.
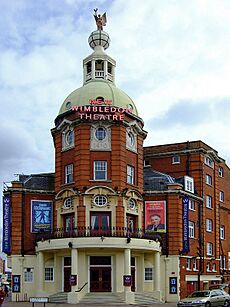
[95,127,106,140]
[94,161,107,180]
[127,165,134,184]
[145,268,153,281]
[45,267,54,281]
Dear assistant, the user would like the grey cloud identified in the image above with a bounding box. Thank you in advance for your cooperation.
[146,99,230,130]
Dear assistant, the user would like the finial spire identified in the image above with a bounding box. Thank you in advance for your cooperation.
[93,8,107,31]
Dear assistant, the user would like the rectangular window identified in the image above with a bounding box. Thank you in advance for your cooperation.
[65,164,73,184]
[189,199,195,211]
[186,258,191,271]
[144,160,150,167]
[193,259,198,271]
[206,174,212,186]
[206,263,211,272]
[206,219,213,232]
[220,225,225,239]
[172,155,180,164]
[189,221,195,238]
[204,156,214,168]
[184,176,194,193]
[228,253,230,270]
[45,267,54,281]
[127,165,134,185]
[207,242,213,256]
[220,255,223,270]
[206,195,212,208]
[94,161,107,180]
[218,166,224,177]
[223,256,226,270]
[212,263,216,272]
[219,191,224,202]
[24,268,33,282]
[144,268,153,281]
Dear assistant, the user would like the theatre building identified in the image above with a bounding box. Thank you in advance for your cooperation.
[2,13,230,304]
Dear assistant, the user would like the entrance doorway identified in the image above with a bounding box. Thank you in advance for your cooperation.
[90,256,112,292]
[131,257,136,292]
[90,267,111,292]
[63,257,71,292]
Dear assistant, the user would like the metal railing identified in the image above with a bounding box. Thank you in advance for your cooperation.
[35,226,163,243]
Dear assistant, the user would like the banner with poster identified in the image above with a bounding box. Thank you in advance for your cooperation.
[145,201,166,232]
[182,196,190,253]
[31,200,53,233]
[2,195,11,253]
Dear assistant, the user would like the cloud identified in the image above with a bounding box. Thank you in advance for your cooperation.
[0,0,230,184]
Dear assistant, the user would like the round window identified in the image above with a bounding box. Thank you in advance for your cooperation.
[127,104,133,112]
[63,198,72,209]
[94,195,107,206]
[127,131,135,147]
[65,130,74,146]
[128,198,136,210]
[65,101,72,110]
[95,127,106,140]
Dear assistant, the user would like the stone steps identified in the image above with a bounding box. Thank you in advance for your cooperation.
[135,292,160,305]
[49,292,68,303]
[79,292,126,304]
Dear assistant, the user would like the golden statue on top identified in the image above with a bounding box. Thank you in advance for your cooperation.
[94,8,107,31]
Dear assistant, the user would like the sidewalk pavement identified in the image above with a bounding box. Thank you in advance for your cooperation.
[3,295,177,307]
[3,300,177,307]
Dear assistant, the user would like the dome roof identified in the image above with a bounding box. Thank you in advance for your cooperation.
[58,80,138,116]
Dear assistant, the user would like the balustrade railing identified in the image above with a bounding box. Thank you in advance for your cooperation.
[35,226,163,243]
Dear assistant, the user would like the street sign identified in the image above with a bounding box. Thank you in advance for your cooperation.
[29,297,49,303]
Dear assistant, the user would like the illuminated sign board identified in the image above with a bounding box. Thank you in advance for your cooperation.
[71,98,133,121]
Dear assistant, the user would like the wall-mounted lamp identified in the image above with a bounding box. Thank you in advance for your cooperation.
[101,236,105,242]
[68,242,73,248]
[127,236,131,244]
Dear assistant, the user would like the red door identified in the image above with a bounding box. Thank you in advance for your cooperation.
[90,267,111,292]
[131,267,136,292]
[63,257,71,292]
[64,267,71,292]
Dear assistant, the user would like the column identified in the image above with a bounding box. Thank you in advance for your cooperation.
[37,251,44,295]
[124,248,134,304]
[104,60,108,80]
[71,248,78,292]
[124,248,131,284]
[92,59,95,80]
[154,251,161,291]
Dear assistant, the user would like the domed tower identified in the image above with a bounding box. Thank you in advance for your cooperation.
[48,11,161,303]
[53,11,146,226]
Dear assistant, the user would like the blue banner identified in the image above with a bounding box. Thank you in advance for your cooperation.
[182,196,190,253]
[12,275,21,293]
[31,200,53,233]
[2,195,11,253]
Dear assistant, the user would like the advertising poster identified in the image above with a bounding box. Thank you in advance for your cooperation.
[31,200,53,233]
[145,201,166,232]
[2,195,11,253]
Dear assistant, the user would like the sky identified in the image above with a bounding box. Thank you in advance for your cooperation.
[0,1,230,199]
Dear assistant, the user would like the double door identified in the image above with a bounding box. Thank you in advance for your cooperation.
[90,267,111,292]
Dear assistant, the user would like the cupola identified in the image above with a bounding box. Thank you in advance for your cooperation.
[83,10,116,84]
